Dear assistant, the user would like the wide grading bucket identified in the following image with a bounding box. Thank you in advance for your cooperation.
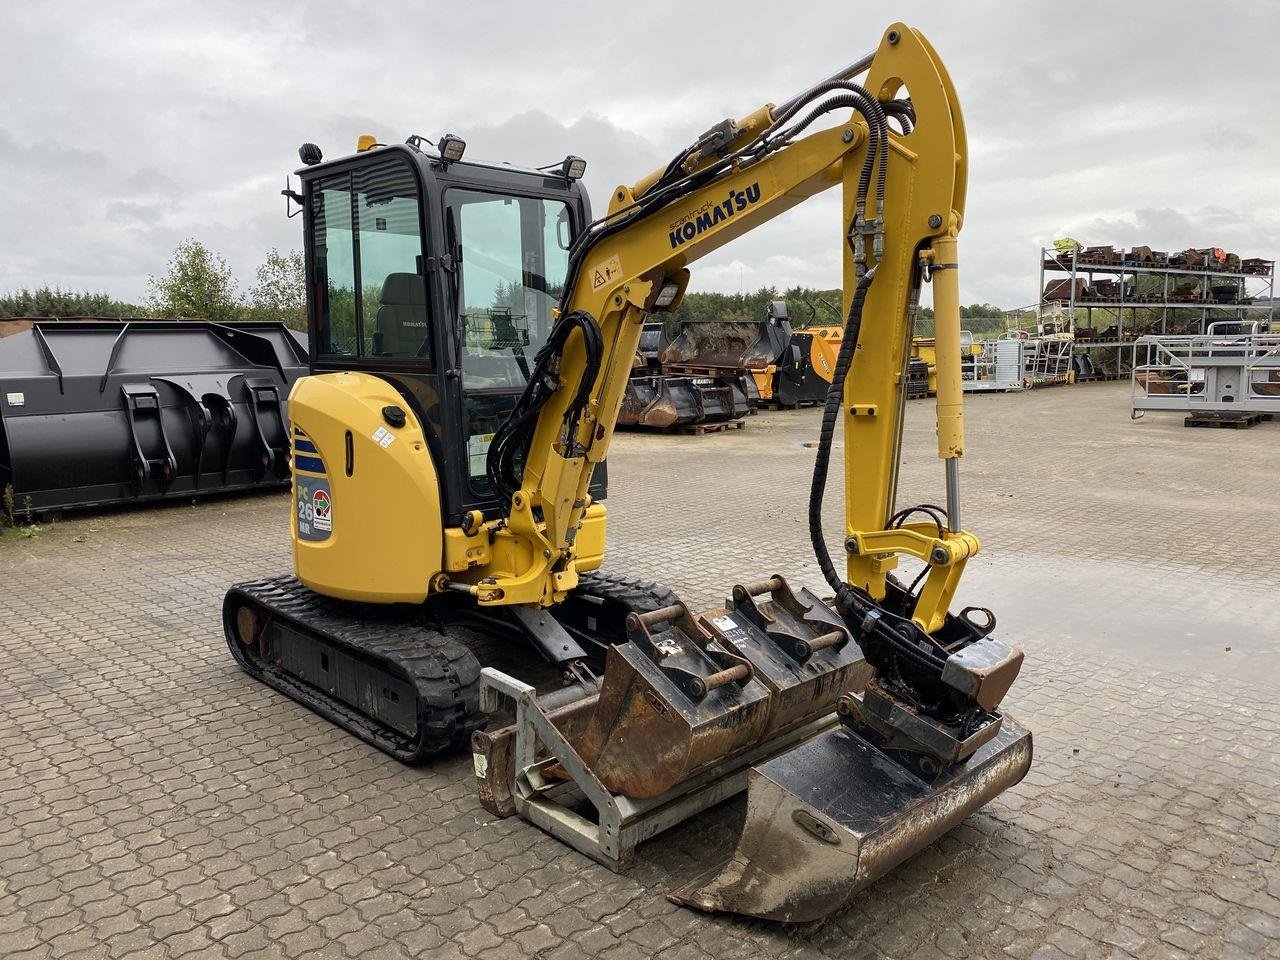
[669,717,1032,921]
[619,374,751,429]
[619,314,791,429]
[0,320,307,512]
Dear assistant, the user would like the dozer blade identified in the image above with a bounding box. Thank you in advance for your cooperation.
[668,716,1032,922]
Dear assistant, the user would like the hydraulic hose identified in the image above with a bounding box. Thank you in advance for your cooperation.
[808,274,871,599]
[487,310,603,503]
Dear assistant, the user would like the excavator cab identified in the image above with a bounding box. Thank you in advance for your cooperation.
[297,142,604,526]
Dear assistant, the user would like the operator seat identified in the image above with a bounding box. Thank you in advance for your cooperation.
[373,273,429,357]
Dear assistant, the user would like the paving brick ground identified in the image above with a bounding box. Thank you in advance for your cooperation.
[2,381,1278,959]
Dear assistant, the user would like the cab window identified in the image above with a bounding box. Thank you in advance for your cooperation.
[447,189,571,489]
[309,158,431,362]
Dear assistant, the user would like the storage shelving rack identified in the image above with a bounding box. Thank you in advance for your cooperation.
[1038,247,1275,380]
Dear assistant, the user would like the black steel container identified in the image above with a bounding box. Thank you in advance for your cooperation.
[0,320,308,513]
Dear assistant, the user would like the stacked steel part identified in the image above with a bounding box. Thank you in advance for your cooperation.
[633,320,670,375]
[0,319,307,512]
[619,375,750,429]
[619,320,749,429]
[620,304,794,429]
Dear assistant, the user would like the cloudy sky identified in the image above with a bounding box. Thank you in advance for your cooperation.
[3,2,1278,308]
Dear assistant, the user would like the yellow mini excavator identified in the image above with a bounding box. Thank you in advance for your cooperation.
[224,24,1032,922]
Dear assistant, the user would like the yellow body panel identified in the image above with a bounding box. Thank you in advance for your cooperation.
[752,367,775,400]
[807,326,843,384]
[290,372,443,603]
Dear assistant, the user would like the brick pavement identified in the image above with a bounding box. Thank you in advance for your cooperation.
[2,382,1278,959]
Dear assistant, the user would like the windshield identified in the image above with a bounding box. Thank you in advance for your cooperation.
[452,190,570,388]
[448,189,572,489]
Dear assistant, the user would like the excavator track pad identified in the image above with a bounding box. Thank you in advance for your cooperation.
[223,572,682,765]
[224,576,484,762]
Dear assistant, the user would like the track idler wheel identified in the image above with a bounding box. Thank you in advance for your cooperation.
[234,605,261,646]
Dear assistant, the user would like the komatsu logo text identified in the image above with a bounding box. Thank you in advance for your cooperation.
[668,182,762,248]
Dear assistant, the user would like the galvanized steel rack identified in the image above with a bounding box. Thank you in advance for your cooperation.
[1038,246,1275,381]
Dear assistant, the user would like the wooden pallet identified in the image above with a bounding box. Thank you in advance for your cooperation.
[1184,412,1273,430]
[754,400,817,411]
[676,419,746,435]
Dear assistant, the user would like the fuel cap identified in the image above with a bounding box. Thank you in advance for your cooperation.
[382,405,407,428]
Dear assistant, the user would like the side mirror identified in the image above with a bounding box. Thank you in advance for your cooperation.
[556,209,572,251]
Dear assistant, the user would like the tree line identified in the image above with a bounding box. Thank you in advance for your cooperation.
[668,285,1015,337]
[0,241,306,330]
[2,248,1018,339]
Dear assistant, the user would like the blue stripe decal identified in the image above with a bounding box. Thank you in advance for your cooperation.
[293,439,318,454]
[294,454,326,474]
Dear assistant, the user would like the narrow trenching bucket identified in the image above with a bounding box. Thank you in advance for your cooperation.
[0,320,308,512]
[668,716,1033,922]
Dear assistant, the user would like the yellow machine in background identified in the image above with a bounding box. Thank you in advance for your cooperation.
[750,323,845,406]
[224,24,1031,922]
[912,332,982,395]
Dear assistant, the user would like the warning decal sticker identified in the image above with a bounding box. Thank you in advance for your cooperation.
[312,489,332,531]
[590,253,623,291]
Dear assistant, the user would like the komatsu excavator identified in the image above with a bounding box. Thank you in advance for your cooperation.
[223,24,1032,922]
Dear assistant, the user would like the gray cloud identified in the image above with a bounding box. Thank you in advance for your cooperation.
[1,1,1276,307]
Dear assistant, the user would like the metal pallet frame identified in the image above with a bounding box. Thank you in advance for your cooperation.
[477,667,837,871]
[1131,324,1280,418]
[1039,247,1276,381]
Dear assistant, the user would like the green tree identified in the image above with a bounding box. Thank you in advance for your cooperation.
[147,239,242,323]
[247,249,306,329]
[0,286,143,319]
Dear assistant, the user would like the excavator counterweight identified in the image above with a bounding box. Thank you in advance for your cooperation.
[222,22,1032,924]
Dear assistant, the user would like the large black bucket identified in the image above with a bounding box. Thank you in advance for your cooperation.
[0,320,308,513]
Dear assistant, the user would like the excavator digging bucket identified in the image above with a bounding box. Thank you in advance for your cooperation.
[572,579,869,798]
[661,317,791,374]
[669,716,1033,922]
[619,374,750,430]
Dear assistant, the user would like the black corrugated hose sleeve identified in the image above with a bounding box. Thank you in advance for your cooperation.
[807,274,871,601]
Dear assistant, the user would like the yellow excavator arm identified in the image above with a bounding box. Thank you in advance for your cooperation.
[453,24,973,634]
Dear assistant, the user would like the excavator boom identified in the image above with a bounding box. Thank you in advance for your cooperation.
[468,24,1030,920]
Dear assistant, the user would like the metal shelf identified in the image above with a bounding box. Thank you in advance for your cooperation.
[1037,246,1275,381]
[1050,300,1271,310]
[1042,258,1272,280]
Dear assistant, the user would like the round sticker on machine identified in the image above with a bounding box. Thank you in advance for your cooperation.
[312,489,332,530]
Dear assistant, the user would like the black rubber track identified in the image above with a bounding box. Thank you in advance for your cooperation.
[224,571,680,764]
[554,571,681,655]
[224,576,483,763]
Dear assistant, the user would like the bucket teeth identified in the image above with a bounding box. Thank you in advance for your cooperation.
[668,718,1033,922]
